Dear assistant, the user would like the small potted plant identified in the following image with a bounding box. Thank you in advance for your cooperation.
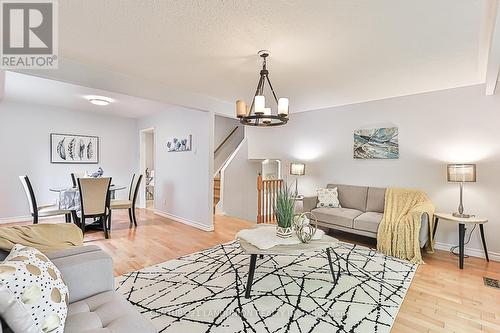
[275,183,295,238]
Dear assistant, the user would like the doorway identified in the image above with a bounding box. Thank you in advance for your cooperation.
[139,128,155,210]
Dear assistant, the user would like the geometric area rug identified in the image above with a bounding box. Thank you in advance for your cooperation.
[116,241,417,333]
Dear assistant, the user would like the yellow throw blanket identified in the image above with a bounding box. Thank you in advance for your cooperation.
[0,223,83,253]
[377,188,435,264]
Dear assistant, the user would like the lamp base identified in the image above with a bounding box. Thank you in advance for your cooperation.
[452,212,473,218]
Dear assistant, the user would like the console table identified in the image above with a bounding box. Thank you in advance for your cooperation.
[433,212,489,269]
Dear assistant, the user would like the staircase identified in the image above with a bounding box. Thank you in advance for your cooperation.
[213,173,221,213]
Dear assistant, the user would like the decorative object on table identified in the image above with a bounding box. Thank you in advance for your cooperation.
[0,244,69,333]
[275,183,295,238]
[117,240,416,333]
[50,133,99,164]
[18,175,73,224]
[235,50,289,127]
[289,162,305,197]
[167,135,192,152]
[316,187,341,208]
[447,163,476,218]
[353,127,399,159]
[433,212,488,269]
[293,212,318,243]
[90,167,104,178]
[377,188,435,264]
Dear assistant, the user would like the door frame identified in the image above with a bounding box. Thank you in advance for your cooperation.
[138,127,155,209]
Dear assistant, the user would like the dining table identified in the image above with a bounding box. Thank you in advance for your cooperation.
[49,184,126,211]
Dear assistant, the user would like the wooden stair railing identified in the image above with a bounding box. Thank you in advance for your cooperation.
[213,173,221,213]
[257,175,283,223]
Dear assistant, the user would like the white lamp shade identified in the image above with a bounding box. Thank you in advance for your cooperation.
[447,164,476,182]
[290,162,305,176]
[278,98,289,116]
[254,95,265,114]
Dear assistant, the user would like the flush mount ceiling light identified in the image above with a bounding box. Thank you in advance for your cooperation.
[85,95,114,106]
[236,50,289,126]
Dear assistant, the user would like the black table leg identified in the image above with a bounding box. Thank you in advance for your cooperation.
[432,216,439,239]
[459,223,465,269]
[245,254,257,299]
[479,224,489,262]
[326,248,337,284]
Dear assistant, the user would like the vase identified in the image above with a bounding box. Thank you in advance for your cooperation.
[276,225,293,238]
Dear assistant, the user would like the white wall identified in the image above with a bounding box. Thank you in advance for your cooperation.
[0,100,138,220]
[214,115,239,148]
[137,107,214,231]
[246,84,500,260]
[221,140,260,222]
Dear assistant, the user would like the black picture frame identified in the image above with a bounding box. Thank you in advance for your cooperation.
[50,133,99,164]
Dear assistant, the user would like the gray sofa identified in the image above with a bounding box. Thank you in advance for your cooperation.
[303,184,429,247]
[0,245,156,333]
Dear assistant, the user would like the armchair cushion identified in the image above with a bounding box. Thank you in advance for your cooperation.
[48,246,114,303]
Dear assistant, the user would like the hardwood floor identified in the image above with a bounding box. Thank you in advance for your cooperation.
[2,210,499,332]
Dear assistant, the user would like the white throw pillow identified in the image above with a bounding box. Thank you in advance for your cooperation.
[0,245,69,333]
[316,187,341,208]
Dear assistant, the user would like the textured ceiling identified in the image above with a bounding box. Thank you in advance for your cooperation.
[58,0,488,113]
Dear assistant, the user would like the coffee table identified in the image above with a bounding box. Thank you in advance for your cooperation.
[239,234,340,298]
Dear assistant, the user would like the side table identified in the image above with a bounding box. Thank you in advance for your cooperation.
[433,212,489,269]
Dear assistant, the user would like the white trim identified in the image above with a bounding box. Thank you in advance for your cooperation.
[218,138,247,215]
[154,209,214,232]
[0,215,31,224]
[434,241,500,262]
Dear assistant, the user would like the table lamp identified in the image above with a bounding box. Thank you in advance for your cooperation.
[447,164,476,218]
[290,162,305,197]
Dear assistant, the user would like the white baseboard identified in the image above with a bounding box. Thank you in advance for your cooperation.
[154,210,214,232]
[434,241,500,262]
[0,215,32,224]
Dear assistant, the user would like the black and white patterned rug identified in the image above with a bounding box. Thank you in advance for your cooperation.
[116,241,416,333]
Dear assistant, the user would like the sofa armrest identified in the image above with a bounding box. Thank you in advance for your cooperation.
[47,246,114,303]
[303,196,318,213]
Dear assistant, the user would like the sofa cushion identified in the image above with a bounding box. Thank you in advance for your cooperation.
[65,291,156,333]
[316,188,341,208]
[311,207,363,228]
[354,212,384,233]
[366,187,386,213]
[327,184,368,211]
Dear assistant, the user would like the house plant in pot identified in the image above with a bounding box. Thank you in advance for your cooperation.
[275,183,295,238]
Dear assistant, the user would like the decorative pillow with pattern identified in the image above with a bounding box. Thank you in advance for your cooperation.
[316,187,341,208]
[0,245,69,333]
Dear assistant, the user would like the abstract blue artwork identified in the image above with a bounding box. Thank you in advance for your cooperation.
[353,127,399,159]
[167,135,192,152]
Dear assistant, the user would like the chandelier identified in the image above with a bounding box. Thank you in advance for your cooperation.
[236,50,289,126]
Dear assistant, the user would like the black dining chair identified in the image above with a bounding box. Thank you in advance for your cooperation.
[108,174,143,228]
[19,175,72,224]
[75,177,112,238]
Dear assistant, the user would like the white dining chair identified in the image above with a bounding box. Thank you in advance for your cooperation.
[19,176,72,224]
[108,174,143,228]
[76,177,112,238]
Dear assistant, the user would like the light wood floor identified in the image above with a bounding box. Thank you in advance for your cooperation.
[3,209,499,332]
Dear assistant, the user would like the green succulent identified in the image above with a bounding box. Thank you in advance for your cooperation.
[275,183,295,228]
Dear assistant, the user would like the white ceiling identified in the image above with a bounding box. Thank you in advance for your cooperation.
[54,0,493,113]
[3,71,176,118]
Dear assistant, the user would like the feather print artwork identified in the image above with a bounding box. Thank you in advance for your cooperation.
[51,134,98,163]
[68,138,76,160]
[78,139,85,160]
[87,141,94,159]
[57,138,66,160]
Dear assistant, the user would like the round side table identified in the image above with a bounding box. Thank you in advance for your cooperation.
[433,212,489,269]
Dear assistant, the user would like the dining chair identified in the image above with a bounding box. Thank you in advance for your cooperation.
[70,172,87,187]
[108,174,143,228]
[19,176,72,224]
[76,177,112,238]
